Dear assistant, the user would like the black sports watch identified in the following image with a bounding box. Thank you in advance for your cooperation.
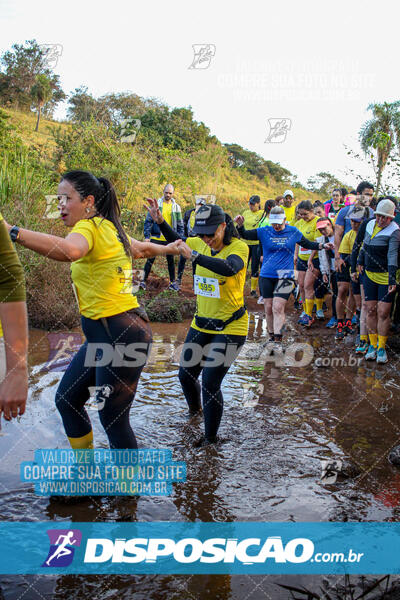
[190,250,199,263]
[9,225,20,242]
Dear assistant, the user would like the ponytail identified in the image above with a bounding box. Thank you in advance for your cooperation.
[96,177,131,257]
[61,170,132,257]
[223,213,239,245]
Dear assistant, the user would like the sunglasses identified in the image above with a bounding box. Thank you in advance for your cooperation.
[198,231,218,240]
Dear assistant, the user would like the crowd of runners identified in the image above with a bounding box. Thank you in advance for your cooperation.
[0,171,399,449]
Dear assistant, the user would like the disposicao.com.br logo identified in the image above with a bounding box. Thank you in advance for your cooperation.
[0,522,383,575]
[42,529,82,567]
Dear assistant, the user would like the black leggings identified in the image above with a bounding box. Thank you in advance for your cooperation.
[248,244,261,278]
[178,327,246,439]
[55,310,152,448]
[144,239,175,282]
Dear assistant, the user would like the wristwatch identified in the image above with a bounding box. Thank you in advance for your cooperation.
[190,250,199,263]
[9,225,20,242]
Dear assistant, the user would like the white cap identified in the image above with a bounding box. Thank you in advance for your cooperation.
[283,189,294,199]
[269,208,286,224]
[375,199,396,218]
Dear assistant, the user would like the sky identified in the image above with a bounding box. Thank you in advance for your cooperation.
[1,0,399,187]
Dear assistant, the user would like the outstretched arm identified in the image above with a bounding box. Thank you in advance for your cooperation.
[2,218,90,262]
[130,238,181,258]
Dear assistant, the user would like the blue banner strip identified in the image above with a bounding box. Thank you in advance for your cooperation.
[0,522,399,574]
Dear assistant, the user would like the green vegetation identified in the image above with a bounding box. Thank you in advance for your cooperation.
[144,290,196,323]
[0,38,321,327]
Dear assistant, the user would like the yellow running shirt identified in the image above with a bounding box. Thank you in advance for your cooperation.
[70,217,138,319]
[242,209,263,245]
[152,202,173,242]
[283,203,296,224]
[339,229,357,255]
[296,217,319,260]
[366,224,388,285]
[186,237,249,335]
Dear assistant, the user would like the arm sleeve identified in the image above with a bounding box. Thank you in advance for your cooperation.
[159,220,181,242]
[388,229,400,285]
[195,253,244,276]
[0,219,26,302]
[70,219,95,251]
[298,235,320,250]
[351,221,368,272]
[237,225,258,241]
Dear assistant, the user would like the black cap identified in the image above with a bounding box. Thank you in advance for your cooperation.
[249,195,260,205]
[193,204,226,235]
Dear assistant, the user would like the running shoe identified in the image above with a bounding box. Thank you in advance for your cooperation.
[316,309,325,320]
[355,340,369,354]
[139,281,146,290]
[326,317,337,328]
[351,313,360,326]
[300,314,314,327]
[297,311,306,323]
[365,345,378,361]
[250,290,257,298]
[169,281,180,291]
[343,319,353,335]
[376,348,388,364]
[335,323,345,340]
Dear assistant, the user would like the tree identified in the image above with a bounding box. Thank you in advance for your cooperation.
[224,143,292,183]
[67,86,111,124]
[0,39,65,115]
[306,172,348,198]
[30,74,53,131]
[359,101,400,196]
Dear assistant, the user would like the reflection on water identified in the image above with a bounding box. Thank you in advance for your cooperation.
[2,310,400,598]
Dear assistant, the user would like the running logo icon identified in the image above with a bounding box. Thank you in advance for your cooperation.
[265,118,292,143]
[188,44,216,69]
[39,44,63,69]
[42,529,82,568]
[42,333,82,372]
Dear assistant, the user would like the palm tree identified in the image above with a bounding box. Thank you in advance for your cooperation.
[359,101,400,195]
[30,74,53,132]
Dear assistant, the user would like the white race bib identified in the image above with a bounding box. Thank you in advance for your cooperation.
[300,247,311,256]
[194,275,220,298]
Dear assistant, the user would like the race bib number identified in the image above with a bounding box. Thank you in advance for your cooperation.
[300,247,311,256]
[194,275,220,298]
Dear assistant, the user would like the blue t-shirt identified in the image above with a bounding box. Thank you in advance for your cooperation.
[257,225,303,279]
[336,205,374,234]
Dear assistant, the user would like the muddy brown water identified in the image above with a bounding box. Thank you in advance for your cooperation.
[1,307,400,599]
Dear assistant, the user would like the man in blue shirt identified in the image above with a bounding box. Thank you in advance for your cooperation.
[334,181,374,274]
[235,207,332,344]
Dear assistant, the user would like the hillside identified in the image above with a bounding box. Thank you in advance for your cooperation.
[0,106,320,329]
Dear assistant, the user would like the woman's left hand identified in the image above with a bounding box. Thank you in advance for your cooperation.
[165,240,182,256]
[177,240,193,259]
[144,198,163,224]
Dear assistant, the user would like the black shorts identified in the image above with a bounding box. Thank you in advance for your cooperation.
[259,276,296,300]
[363,273,395,303]
[336,262,350,283]
[351,279,361,295]
[297,257,320,272]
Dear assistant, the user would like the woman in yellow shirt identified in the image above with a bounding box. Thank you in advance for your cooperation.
[295,201,322,326]
[145,199,249,447]
[5,170,180,449]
